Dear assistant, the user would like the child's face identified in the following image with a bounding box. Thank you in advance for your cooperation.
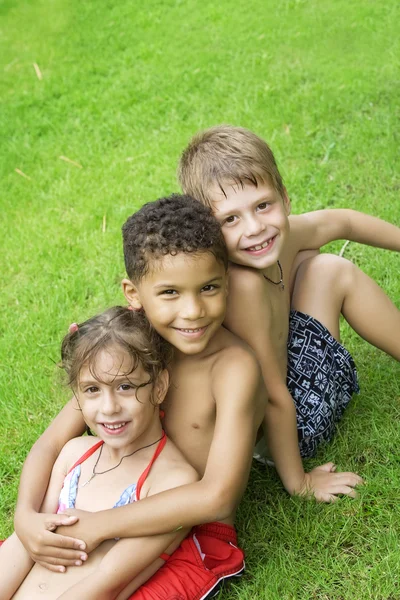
[210,179,290,271]
[123,252,227,356]
[77,348,165,454]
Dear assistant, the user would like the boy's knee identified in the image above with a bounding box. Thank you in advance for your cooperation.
[298,253,355,287]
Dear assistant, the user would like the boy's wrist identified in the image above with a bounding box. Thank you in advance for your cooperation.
[14,505,35,531]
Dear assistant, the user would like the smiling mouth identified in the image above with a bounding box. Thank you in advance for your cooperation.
[245,236,276,252]
[101,422,127,431]
[173,326,208,337]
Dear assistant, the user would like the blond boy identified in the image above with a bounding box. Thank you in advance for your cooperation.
[179,125,400,502]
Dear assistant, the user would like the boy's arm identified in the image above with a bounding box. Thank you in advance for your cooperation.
[57,351,263,547]
[56,530,188,600]
[56,466,198,600]
[14,400,88,571]
[224,269,362,501]
[290,209,400,253]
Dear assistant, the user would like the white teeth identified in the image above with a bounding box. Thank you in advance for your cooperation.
[248,239,271,251]
[179,328,203,333]
[103,422,126,430]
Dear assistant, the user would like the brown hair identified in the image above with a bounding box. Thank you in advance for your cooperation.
[178,125,285,207]
[61,307,172,402]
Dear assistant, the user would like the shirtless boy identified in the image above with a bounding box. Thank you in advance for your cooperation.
[178,124,400,503]
[13,195,264,598]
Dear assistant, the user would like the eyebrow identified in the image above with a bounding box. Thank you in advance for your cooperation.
[153,275,224,290]
[79,374,140,386]
[215,194,274,219]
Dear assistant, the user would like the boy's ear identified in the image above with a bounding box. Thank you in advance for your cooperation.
[154,369,169,405]
[122,278,143,310]
[282,187,291,215]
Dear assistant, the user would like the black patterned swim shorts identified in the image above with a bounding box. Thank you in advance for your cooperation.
[287,310,359,458]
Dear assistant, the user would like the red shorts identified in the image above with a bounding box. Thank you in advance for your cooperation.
[129,522,245,600]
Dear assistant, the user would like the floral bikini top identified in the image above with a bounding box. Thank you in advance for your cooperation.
[57,431,167,514]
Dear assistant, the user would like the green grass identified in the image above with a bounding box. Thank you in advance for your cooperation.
[1,0,400,598]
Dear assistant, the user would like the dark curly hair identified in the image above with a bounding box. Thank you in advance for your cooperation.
[60,306,172,404]
[122,194,228,281]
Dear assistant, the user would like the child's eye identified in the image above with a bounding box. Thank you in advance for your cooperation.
[118,383,135,392]
[85,386,100,394]
[202,284,218,292]
[257,202,270,210]
[160,289,177,296]
[224,215,237,224]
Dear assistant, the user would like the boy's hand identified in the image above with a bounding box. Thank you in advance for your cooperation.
[57,509,102,553]
[14,510,87,572]
[298,462,363,502]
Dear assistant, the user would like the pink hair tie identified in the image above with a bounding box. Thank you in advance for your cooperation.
[69,323,79,333]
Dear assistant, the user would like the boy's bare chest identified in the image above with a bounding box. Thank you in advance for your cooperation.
[162,360,216,475]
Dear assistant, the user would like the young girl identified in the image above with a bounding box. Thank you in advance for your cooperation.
[0,306,197,600]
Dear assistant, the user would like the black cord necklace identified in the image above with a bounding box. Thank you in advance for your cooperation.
[80,432,164,488]
[263,260,284,291]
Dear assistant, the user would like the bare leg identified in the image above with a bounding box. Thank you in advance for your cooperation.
[0,533,34,599]
[291,253,400,360]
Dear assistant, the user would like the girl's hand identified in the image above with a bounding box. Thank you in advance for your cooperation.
[14,510,87,572]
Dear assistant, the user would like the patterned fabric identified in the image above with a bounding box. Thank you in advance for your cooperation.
[57,462,138,513]
[287,310,359,458]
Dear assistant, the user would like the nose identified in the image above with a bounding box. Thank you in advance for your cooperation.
[181,294,204,320]
[100,389,120,416]
[243,214,264,237]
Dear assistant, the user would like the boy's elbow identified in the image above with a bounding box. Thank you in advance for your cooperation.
[203,482,236,522]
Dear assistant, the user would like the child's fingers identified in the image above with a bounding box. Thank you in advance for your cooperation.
[54,533,86,551]
[31,535,87,564]
[44,514,80,532]
[315,492,339,503]
[330,485,358,499]
[334,472,363,487]
[35,548,87,568]
[37,561,68,573]
[37,556,84,572]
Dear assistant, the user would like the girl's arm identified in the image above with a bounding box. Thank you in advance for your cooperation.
[14,400,88,571]
[0,440,75,599]
[291,209,400,252]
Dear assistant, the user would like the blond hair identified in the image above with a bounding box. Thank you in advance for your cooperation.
[178,125,285,207]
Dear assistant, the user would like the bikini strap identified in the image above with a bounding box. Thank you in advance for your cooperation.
[67,440,104,474]
[136,430,167,500]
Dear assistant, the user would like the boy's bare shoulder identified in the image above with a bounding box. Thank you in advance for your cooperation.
[225,263,273,326]
[228,262,266,291]
[209,327,261,385]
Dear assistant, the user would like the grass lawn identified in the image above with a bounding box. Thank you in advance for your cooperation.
[1,0,399,598]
